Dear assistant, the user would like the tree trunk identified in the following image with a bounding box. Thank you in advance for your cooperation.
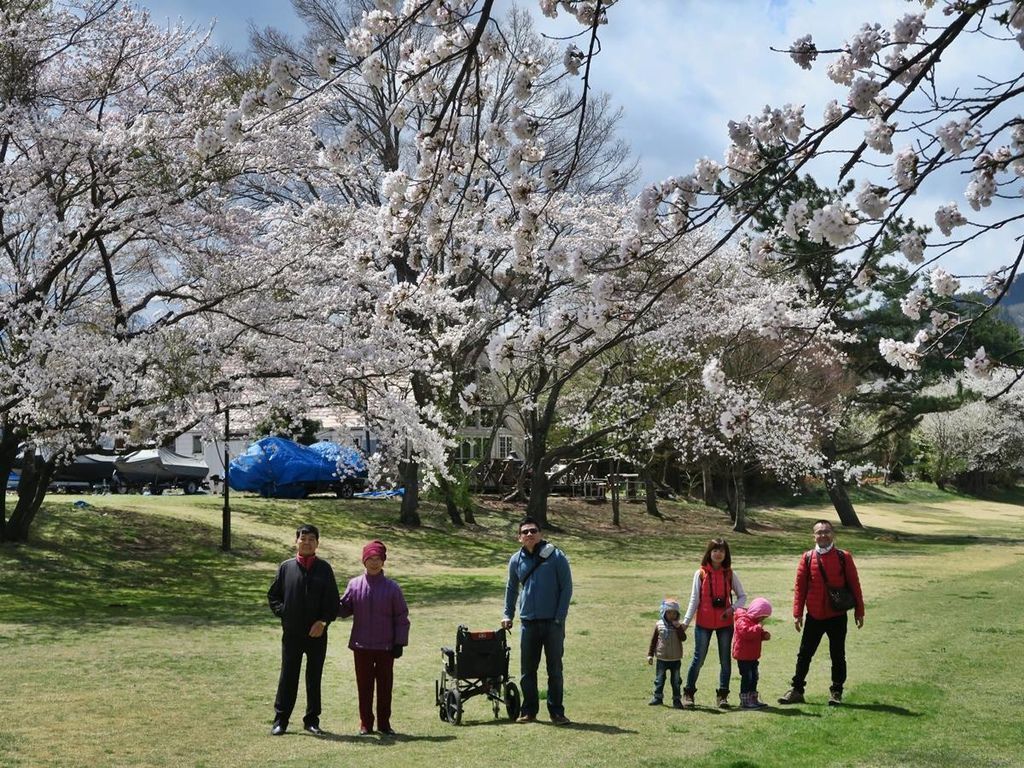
[821,437,862,528]
[398,460,421,526]
[724,473,736,523]
[826,472,863,528]
[437,475,464,527]
[525,470,549,529]
[610,466,620,527]
[7,450,56,542]
[643,471,661,518]
[701,461,716,506]
[0,423,21,543]
[731,465,748,534]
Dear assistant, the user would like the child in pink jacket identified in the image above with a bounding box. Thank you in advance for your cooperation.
[731,597,772,709]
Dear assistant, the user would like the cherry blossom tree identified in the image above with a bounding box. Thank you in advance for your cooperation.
[0,0,272,540]
[917,370,1024,491]
[209,0,639,525]
[621,0,1024,387]
[187,0,1024,528]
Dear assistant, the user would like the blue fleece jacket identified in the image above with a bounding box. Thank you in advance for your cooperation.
[502,541,573,622]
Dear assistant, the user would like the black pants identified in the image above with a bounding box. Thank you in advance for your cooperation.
[791,613,847,693]
[274,632,328,727]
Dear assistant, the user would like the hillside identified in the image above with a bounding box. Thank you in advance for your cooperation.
[1005,274,1024,331]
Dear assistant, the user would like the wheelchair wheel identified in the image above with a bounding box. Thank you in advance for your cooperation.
[503,682,521,721]
[443,688,463,725]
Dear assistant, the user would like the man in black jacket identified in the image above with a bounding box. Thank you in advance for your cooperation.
[268,524,340,736]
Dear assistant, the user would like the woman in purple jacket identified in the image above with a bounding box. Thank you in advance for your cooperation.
[338,540,410,736]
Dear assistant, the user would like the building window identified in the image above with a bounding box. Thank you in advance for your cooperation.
[192,435,203,455]
[458,437,492,463]
[498,435,514,458]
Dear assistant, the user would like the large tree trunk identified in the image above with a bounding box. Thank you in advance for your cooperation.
[0,422,21,543]
[525,469,549,529]
[7,449,56,542]
[822,438,862,528]
[643,471,661,518]
[827,471,863,528]
[730,465,748,534]
[398,460,421,526]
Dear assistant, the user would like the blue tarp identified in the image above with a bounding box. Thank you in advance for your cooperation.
[228,437,367,498]
[353,489,404,499]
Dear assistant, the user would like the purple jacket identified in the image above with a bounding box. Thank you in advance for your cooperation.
[338,571,410,651]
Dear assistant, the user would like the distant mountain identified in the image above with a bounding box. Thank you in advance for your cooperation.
[1004,275,1024,332]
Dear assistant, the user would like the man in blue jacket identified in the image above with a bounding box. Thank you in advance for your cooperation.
[501,517,573,725]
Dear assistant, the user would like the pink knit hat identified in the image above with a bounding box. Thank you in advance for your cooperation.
[362,540,387,562]
[746,597,773,619]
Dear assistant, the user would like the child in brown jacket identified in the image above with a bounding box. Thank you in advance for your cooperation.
[646,598,687,707]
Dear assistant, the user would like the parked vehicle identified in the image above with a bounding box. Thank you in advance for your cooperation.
[228,437,368,499]
[50,454,119,493]
[113,448,209,495]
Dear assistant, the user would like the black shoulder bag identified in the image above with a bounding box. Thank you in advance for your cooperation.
[813,550,857,612]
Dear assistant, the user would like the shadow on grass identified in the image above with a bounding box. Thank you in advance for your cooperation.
[838,702,921,716]
[315,732,456,744]
[229,496,519,568]
[760,707,821,717]
[0,502,505,631]
[758,481,1024,509]
[539,721,637,734]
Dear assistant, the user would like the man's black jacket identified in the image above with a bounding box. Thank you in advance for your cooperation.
[267,558,340,635]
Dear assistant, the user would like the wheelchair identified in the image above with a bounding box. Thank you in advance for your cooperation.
[435,625,521,725]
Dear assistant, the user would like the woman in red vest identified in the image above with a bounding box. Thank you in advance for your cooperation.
[680,538,747,708]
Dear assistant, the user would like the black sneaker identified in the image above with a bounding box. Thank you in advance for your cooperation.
[828,690,843,706]
[648,698,663,706]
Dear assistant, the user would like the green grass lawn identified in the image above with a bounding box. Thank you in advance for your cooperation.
[1,487,1022,768]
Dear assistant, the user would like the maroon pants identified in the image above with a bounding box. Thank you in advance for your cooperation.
[353,649,394,730]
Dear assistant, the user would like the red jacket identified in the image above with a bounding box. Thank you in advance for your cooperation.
[696,567,734,630]
[793,547,865,621]
[731,609,769,661]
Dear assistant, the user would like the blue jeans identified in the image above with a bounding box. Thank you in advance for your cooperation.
[737,659,759,694]
[653,660,682,702]
[519,619,565,717]
[685,625,733,692]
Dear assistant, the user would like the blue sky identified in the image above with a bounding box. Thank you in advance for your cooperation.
[141,1,1015,275]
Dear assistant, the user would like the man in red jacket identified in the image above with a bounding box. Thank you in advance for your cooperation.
[778,519,864,706]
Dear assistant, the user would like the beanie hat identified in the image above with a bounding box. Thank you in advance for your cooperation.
[746,597,773,619]
[660,598,681,620]
[362,540,387,563]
